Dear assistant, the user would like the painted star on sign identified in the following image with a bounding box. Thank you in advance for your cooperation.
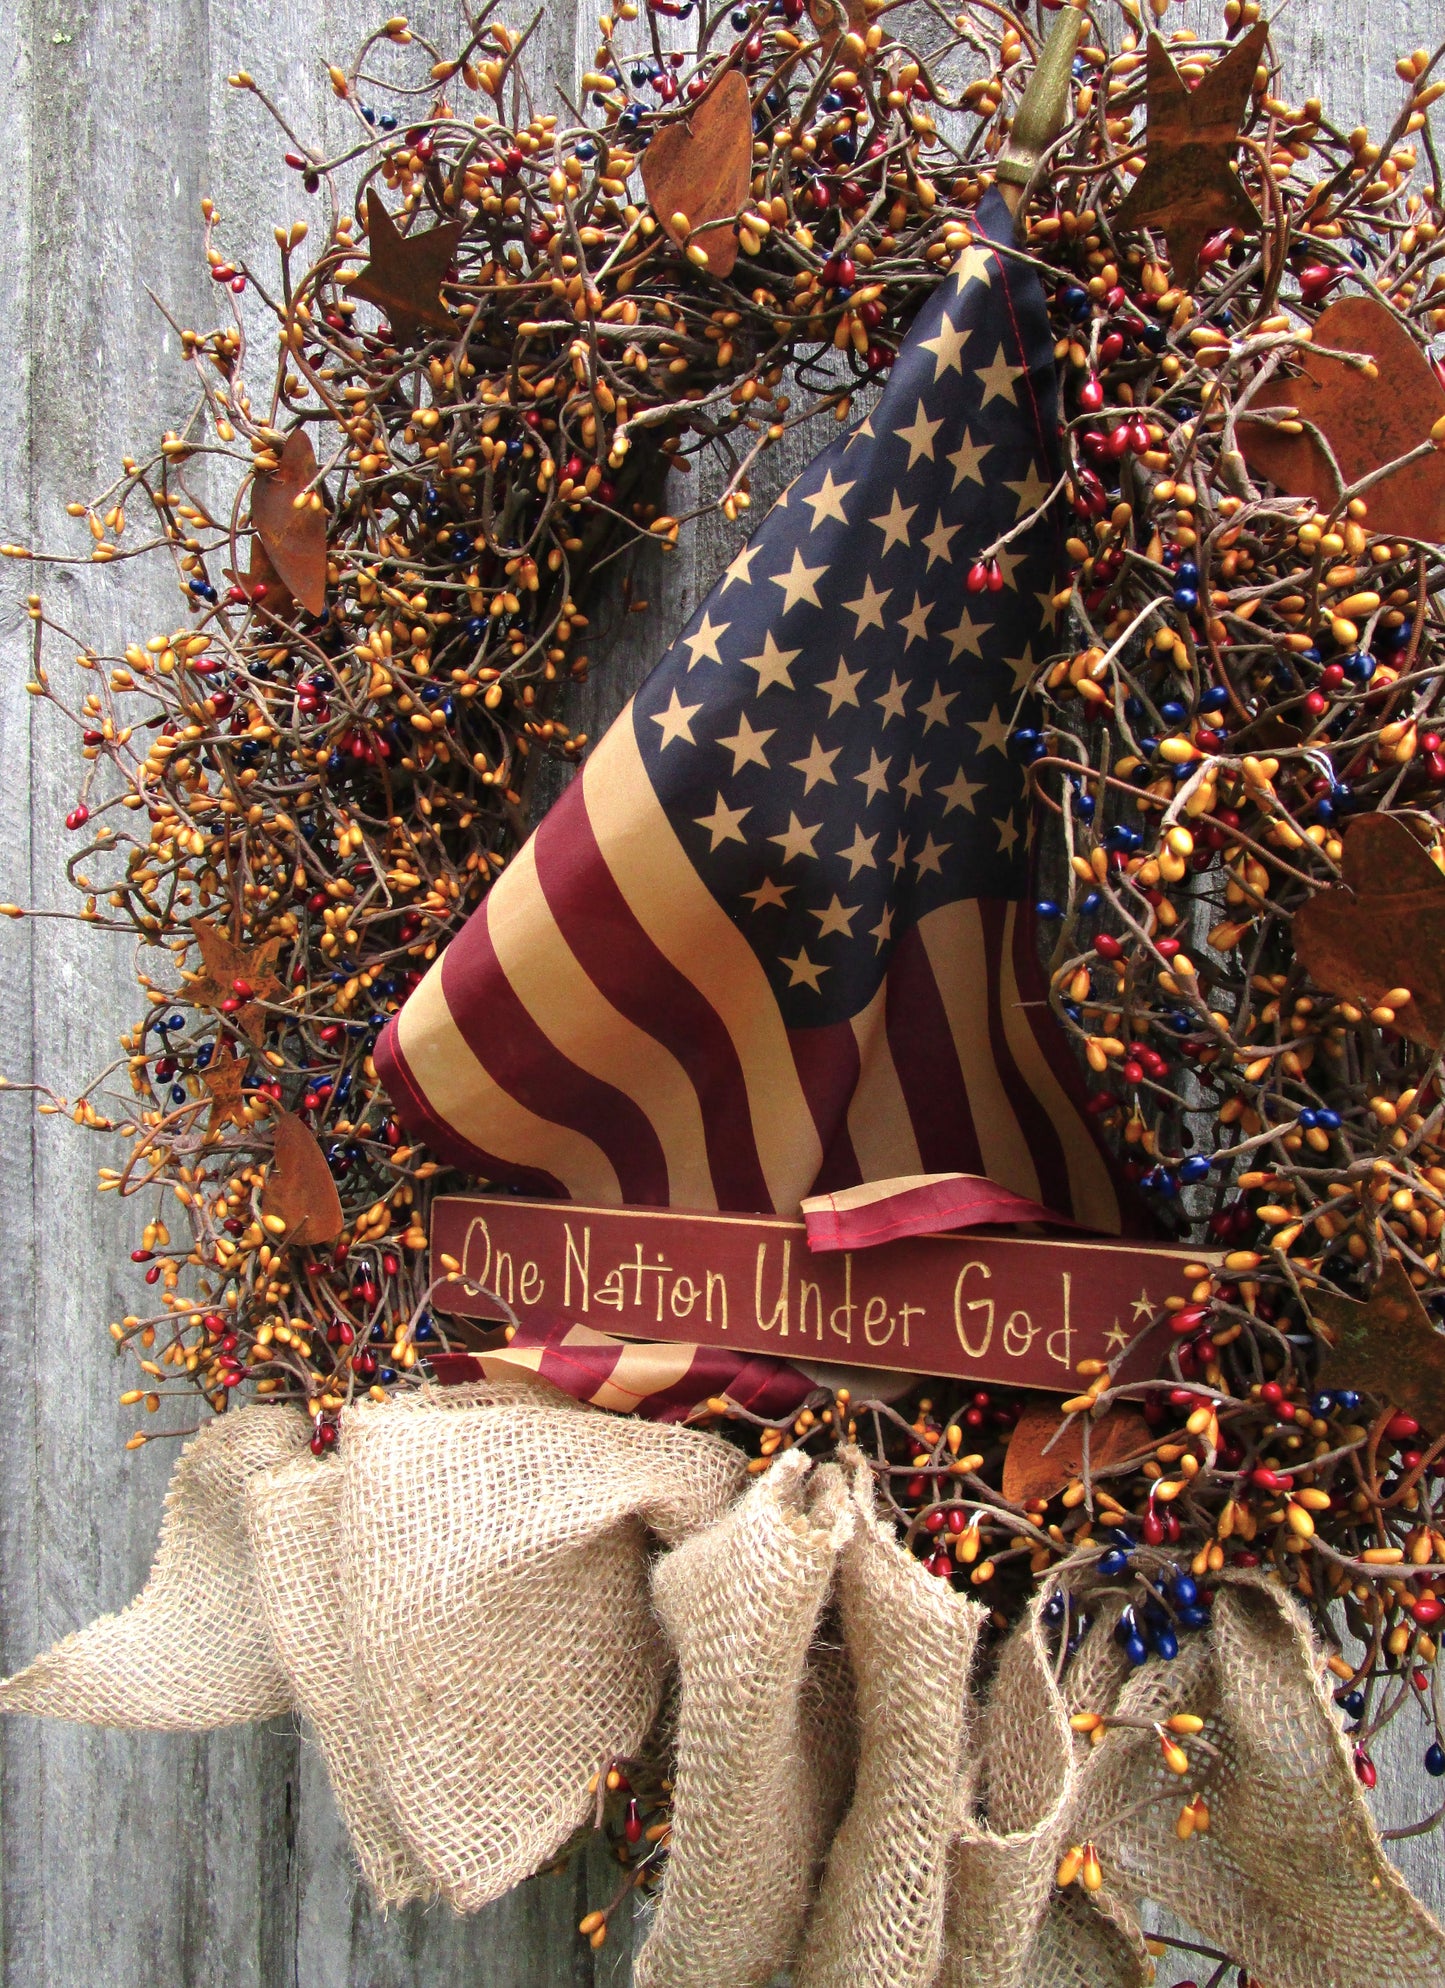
[975,346,1021,407]
[969,706,1011,757]
[720,542,759,593]
[716,711,774,771]
[683,611,730,667]
[811,895,860,938]
[1104,1319,1129,1354]
[770,813,823,863]
[817,657,865,716]
[938,767,983,815]
[918,683,958,732]
[1131,1288,1155,1323]
[947,434,992,490]
[791,735,842,793]
[870,491,918,556]
[771,548,827,613]
[854,750,892,803]
[741,632,801,692]
[842,575,891,637]
[922,514,961,569]
[744,876,792,913]
[695,796,751,850]
[921,313,970,380]
[899,593,933,649]
[896,402,944,468]
[652,688,703,749]
[839,825,880,877]
[875,674,909,726]
[803,470,855,529]
[780,946,828,992]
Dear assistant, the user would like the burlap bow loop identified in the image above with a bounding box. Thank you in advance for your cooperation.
[5,1398,1445,1988]
[796,1449,987,1988]
[1052,1571,1445,1988]
[634,1450,858,1988]
[0,1403,311,1728]
[0,1389,746,1916]
[943,1568,1445,1988]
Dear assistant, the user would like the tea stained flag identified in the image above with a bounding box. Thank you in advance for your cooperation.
[378,189,1125,1233]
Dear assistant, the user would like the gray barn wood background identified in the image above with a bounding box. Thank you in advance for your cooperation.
[0,1,1440,1981]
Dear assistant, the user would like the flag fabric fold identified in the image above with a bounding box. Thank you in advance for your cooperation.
[428,1317,816,1422]
[379,187,1128,1235]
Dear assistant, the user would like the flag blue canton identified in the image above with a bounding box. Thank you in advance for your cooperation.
[632,188,1061,1029]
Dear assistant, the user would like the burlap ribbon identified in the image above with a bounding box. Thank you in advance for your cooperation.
[3,1397,1443,1988]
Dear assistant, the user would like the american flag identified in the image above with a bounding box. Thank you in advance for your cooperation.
[430,1318,816,1424]
[379,188,1126,1237]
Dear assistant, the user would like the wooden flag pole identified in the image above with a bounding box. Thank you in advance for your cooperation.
[996,4,1085,215]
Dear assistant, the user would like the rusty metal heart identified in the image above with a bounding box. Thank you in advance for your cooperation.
[641,70,753,279]
[250,430,327,617]
[261,1111,345,1247]
[1002,1395,1149,1506]
[1293,813,1445,1051]
[1311,1259,1445,1435]
[1239,296,1445,539]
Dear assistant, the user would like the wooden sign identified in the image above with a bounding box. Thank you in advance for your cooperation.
[430,1196,1206,1392]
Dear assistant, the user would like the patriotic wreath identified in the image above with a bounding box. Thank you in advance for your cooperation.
[11,0,1445,1939]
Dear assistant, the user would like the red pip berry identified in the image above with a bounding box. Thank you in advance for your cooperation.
[1168,1304,1210,1336]
[1250,1466,1294,1492]
[65,804,90,831]
[1353,1746,1377,1790]
[623,1799,643,1845]
[1298,263,1340,303]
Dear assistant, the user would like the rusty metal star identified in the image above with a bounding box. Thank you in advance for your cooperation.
[199,1038,250,1132]
[186,923,283,1047]
[1115,23,1268,284]
[1309,1259,1445,1434]
[344,189,463,343]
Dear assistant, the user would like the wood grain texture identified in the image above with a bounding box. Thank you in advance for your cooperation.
[0,3,1439,1984]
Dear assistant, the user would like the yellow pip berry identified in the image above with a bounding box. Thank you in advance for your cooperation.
[1159,1731,1190,1776]
[1056,1844,1085,1888]
[1080,1843,1104,1892]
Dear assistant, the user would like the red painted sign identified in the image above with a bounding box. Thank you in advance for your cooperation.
[430,1196,1206,1393]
